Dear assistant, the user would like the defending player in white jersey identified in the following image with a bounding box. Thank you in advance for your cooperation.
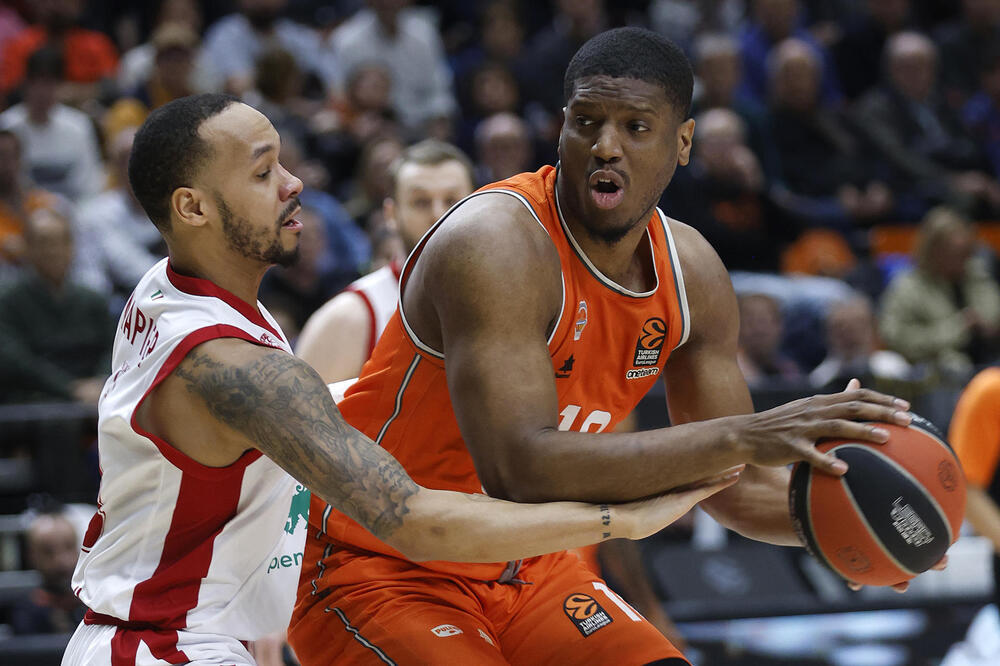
[63,94,742,665]
[297,140,475,383]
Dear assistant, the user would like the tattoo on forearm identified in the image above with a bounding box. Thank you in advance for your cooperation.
[175,347,418,538]
[600,504,611,540]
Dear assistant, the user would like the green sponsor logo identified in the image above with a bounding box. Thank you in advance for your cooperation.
[285,484,310,534]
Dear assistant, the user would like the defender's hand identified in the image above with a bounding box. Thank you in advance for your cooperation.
[734,378,911,476]
[621,466,744,540]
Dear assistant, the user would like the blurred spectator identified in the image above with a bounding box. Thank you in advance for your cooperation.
[0,47,104,202]
[457,60,522,152]
[329,0,458,137]
[879,207,1000,373]
[121,22,199,111]
[518,0,608,118]
[0,129,60,271]
[736,0,842,107]
[649,0,744,56]
[341,134,405,228]
[0,0,118,104]
[853,31,1000,219]
[117,0,217,95]
[297,139,475,383]
[736,291,804,385]
[245,48,314,146]
[691,33,781,183]
[450,0,529,86]
[0,206,112,405]
[962,43,1000,180]
[474,112,533,184]
[809,293,911,389]
[950,366,1000,610]
[933,0,1000,109]
[0,2,26,59]
[73,126,164,302]
[199,0,333,96]
[315,63,399,188]
[768,38,893,229]
[9,508,85,634]
[832,0,912,100]
[662,108,799,272]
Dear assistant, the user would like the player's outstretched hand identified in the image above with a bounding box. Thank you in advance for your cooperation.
[622,466,744,540]
[733,378,912,477]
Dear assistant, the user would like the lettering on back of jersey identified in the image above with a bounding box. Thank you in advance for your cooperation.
[122,300,159,361]
[633,317,666,366]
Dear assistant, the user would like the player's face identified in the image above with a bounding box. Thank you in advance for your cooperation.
[389,160,474,254]
[199,103,303,267]
[557,76,693,243]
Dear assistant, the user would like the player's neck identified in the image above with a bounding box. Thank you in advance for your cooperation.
[168,246,267,311]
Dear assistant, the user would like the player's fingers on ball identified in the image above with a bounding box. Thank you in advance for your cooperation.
[807,446,849,477]
[847,581,862,591]
[843,378,862,392]
[814,417,893,444]
[891,582,909,593]
[932,555,949,570]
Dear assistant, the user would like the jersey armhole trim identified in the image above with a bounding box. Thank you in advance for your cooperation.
[397,188,567,358]
[129,324,286,480]
[344,285,378,360]
[658,210,691,349]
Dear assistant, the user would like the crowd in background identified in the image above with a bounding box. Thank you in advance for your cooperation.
[0,0,999,642]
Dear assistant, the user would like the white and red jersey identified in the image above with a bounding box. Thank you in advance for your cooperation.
[344,259,402,358]
[72,258,309,642]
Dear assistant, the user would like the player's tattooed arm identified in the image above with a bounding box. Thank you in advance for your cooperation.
[174,344,417,540]
[168,339,736,562]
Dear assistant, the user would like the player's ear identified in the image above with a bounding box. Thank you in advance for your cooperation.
[677,118,695,167]
[171,187,209,229]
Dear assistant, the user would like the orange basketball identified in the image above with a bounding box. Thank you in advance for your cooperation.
[789,414,966,587]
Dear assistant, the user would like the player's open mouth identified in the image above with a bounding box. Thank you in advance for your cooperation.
[281,206,303,231]
[588,170,626,210]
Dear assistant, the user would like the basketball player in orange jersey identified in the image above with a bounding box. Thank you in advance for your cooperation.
[289,28,934,665]
[297,140,475,383]
[64,93,748,665]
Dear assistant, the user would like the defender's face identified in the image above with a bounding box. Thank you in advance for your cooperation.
[198,103,304,266]
[557,76,692,243]
[390,160,473,254]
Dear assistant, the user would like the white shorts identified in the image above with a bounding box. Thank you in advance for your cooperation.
[63,622,255,665]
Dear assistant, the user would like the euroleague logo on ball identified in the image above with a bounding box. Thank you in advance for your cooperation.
[633,317,666,366]
[938,460,958,491]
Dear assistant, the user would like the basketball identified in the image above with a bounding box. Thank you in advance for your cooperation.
[789,414,966,587]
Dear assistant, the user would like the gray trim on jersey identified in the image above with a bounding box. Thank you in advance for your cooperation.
[553,177,660,298]
[374,354,422,446]
[397,189,567,359]
[327,606,397,665]
[657,210,692,348]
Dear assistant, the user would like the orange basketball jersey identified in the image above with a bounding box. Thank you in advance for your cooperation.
[304,165,690,582]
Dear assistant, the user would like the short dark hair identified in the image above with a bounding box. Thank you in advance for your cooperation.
[25,46,64,81]
[563,27,694,120]
[388,139,475,196]
[129,93,239,231]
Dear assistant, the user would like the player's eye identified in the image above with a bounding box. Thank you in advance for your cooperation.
[629,122,649,133]
[256,169,271,180]
[576,116,594,127]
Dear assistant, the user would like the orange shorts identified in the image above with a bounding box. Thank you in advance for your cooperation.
[289,547,687,666]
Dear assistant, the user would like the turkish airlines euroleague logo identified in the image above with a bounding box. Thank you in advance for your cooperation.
[633,317,666,367]
[563,593,613,637]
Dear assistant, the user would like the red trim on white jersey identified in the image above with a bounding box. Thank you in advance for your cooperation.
[166,262,282,340]
[344,287,379,359]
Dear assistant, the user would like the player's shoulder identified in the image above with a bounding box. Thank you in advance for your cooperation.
[299,289,372,342]
[425,190,559,270]
[659,213,728,287]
